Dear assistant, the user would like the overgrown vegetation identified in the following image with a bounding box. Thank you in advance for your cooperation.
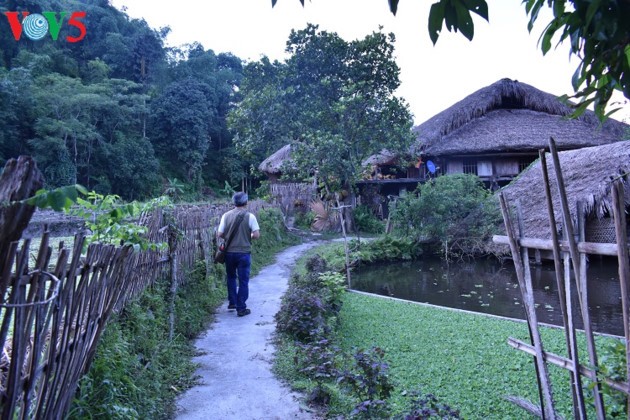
[390,174,502,258]
[309,236,422,273]
[68,261,225,419]
[352,205,384,234]
[275,242,625,418]
[274,252,457,418]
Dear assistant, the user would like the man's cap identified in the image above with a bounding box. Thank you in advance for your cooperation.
[233,192,248,206]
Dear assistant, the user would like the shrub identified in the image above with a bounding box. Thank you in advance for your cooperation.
[390,174,501,257]
[596,339,628,417]
[396,390,461,419]
[275,257,346,342]
[353,205,384,234]
[337,347,395,419]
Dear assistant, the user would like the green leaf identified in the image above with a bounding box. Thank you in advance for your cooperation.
[455,1,475,41]
[463,0,488,21]
[525,0,544,32]
[388,0,399,15]
[429,2,446,44]
[551,0,564,18]
[49,191,68,211]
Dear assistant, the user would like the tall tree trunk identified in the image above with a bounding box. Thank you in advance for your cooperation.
[0,156,44,264]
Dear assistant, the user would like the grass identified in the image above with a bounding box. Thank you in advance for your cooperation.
[67,207,300,418]
[275,242,623,419]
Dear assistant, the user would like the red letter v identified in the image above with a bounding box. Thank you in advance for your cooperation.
[4,11,29,41]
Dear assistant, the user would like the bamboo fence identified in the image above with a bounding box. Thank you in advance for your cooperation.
[0,200,273,419]
[494,138,630,419]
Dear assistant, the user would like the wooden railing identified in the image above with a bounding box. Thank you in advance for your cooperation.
[494,138,629,419]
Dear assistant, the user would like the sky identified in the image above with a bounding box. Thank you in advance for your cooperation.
[109,0,628,125]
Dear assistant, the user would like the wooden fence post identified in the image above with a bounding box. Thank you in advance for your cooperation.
[166,212,178,341]
[0,156,44,265]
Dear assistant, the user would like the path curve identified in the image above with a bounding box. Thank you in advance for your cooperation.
[176,241,319,420]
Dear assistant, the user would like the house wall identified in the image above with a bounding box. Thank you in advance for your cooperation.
[269,182,317,216]
[496,160,519,176]
[447,160,463,174]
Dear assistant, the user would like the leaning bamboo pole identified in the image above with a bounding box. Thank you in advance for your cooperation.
[499,192,558,419]
[549,137,605,419]
[539,149,585,416]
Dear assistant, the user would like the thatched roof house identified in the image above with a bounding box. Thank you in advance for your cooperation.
[413,78,627,156]
[258,144,293,182]
[362,78,628,190]
[502,141,630,242]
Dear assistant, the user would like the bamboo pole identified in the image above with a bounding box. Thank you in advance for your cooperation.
[550,137,604,418]
[499,192,558,419]
[540,150,586,418]
[493,235,625,256]
[516,201,548,417]
[334,197,352,288]
[578,201,606,418]
[508,338,630,394]
[611,180,630,417]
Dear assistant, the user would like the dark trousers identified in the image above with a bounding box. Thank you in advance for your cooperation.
[225,252,251,311]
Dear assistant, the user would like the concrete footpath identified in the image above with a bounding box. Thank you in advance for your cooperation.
[175,242,319,420]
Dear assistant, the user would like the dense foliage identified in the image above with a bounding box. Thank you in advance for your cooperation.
[390,174,501,257]
[0,1,244,200]
[230,24,414,193]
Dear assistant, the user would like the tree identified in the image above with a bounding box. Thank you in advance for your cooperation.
[230,24,414,196]
[282,0,630,119]
[390,174,501,257]
[149,78,216,186]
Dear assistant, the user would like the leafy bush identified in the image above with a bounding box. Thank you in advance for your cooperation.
[390,174,501,257]
[276,288,328,341]
[353,205,384,234]
[338,347,395,419]
[597,339,628,417]
[294,210,316,230]
[349,236,422,266]
[396,390,461,419]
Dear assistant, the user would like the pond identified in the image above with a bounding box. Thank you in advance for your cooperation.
[352,257,623,336]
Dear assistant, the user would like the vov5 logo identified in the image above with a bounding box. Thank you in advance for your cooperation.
[3,11,86,42]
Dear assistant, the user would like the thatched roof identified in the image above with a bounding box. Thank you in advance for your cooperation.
[258,144,292,175]
[362,149,398,167]
[413,78,628,156]
[501,141,630,239]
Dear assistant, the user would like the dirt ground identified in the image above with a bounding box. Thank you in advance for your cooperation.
[175,242,321,420]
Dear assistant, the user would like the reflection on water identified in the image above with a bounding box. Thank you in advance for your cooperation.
[352,257,623,336]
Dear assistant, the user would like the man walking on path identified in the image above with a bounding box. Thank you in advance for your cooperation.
[218,192,260,317]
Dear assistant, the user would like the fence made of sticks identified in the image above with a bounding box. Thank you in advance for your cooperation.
[0,198,274,419]
[494,138,630,419]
